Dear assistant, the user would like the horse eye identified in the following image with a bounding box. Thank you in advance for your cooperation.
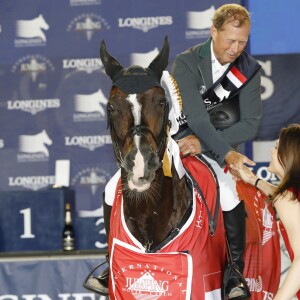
[159,98,167,106]
[107,103,115,113]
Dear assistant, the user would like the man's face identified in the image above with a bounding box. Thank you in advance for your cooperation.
[211,20,250,65]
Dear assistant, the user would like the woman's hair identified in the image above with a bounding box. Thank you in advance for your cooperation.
[270,124,300,202]
[212,3,250,31]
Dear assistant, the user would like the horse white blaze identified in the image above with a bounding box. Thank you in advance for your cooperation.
[126,94,150,191]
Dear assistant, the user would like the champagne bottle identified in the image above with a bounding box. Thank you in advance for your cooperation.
[62,202,75,251]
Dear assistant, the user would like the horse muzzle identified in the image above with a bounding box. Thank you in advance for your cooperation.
[122,148,161,192]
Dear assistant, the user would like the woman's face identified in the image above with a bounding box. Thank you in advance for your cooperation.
[268,139,285,179]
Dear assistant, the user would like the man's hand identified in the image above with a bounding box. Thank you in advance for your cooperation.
[225,150,256,179]
[176,135,201,157]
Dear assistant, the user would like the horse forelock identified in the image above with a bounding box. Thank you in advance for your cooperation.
[113,65,161,94]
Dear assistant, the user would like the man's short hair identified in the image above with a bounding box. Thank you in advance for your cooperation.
[212,3,250,30]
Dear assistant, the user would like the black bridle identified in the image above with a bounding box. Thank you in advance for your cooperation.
[107,90,170,166]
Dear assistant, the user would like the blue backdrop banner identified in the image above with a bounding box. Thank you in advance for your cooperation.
[0,0,243,251]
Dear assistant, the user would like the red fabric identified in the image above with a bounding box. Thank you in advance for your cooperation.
[108,155,226,299]
[236,181,281,299]
[279,204,300,299]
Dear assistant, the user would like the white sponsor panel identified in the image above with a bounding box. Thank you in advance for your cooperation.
[185,7,214,40]
[131,48,159,67]
[253,140,276,162]
[258,60,275,101]
[187,7,215,30]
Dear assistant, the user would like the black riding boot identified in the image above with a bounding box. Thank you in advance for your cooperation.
[94,192,111,295]
[222,201,250,300]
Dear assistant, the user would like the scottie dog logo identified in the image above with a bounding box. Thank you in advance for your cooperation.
[74,89,108,116]
[16,14,49,41]
[19,130,52,157]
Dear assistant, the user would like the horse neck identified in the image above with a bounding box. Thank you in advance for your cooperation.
[122,165,192,250]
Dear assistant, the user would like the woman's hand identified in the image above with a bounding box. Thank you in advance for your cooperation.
[230,164,257,185]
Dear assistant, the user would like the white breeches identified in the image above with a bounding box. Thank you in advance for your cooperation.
[202,154,240,211]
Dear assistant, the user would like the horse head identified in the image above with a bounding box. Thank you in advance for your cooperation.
[38,14,49,30]
[40,129,52,146]
[100,37,170,194]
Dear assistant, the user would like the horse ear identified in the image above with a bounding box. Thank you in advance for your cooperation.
[100,40,124,81]
[148,36,170,80]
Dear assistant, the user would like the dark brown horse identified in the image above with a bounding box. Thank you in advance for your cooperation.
[96,36,227,299]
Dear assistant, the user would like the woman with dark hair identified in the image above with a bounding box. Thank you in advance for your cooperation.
[231,124,300,299]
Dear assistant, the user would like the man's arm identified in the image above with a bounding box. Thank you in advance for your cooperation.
[172,55,233,166]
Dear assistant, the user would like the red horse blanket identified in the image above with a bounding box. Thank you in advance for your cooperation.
[108,156,281,299]
[237,180,281,299]
[108,155,226,299]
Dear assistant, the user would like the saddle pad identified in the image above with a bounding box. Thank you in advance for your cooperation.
[110,239,192,300]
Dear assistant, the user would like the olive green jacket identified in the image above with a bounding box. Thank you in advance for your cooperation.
[171,39,262,167]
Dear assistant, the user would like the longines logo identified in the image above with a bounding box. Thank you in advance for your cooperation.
[70,0,101,6]
[62,58,103,73]
[65,135,112,151]
[7,98,60,115]
[11,55,55,82]
[67,13,110,41]
[8,175,55,191]
[15,14,49,47]
[71,167,111,195]
[73,89,108,122]
[17,130,53,162]
[185,7,215,40]
[118,16,173,32]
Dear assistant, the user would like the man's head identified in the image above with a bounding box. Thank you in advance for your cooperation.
[210,4,250,65]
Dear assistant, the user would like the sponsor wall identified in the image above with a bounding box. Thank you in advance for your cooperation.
[0,0,243,251]
[0,0,298,253]
[0,0,298,297]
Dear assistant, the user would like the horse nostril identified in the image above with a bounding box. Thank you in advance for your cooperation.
[148,153,160,170]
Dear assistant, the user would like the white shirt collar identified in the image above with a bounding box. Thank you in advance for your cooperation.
[211,41,230,83]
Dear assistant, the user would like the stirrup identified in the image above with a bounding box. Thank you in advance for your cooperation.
[222,264,250,300]
[83,260,109,296]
